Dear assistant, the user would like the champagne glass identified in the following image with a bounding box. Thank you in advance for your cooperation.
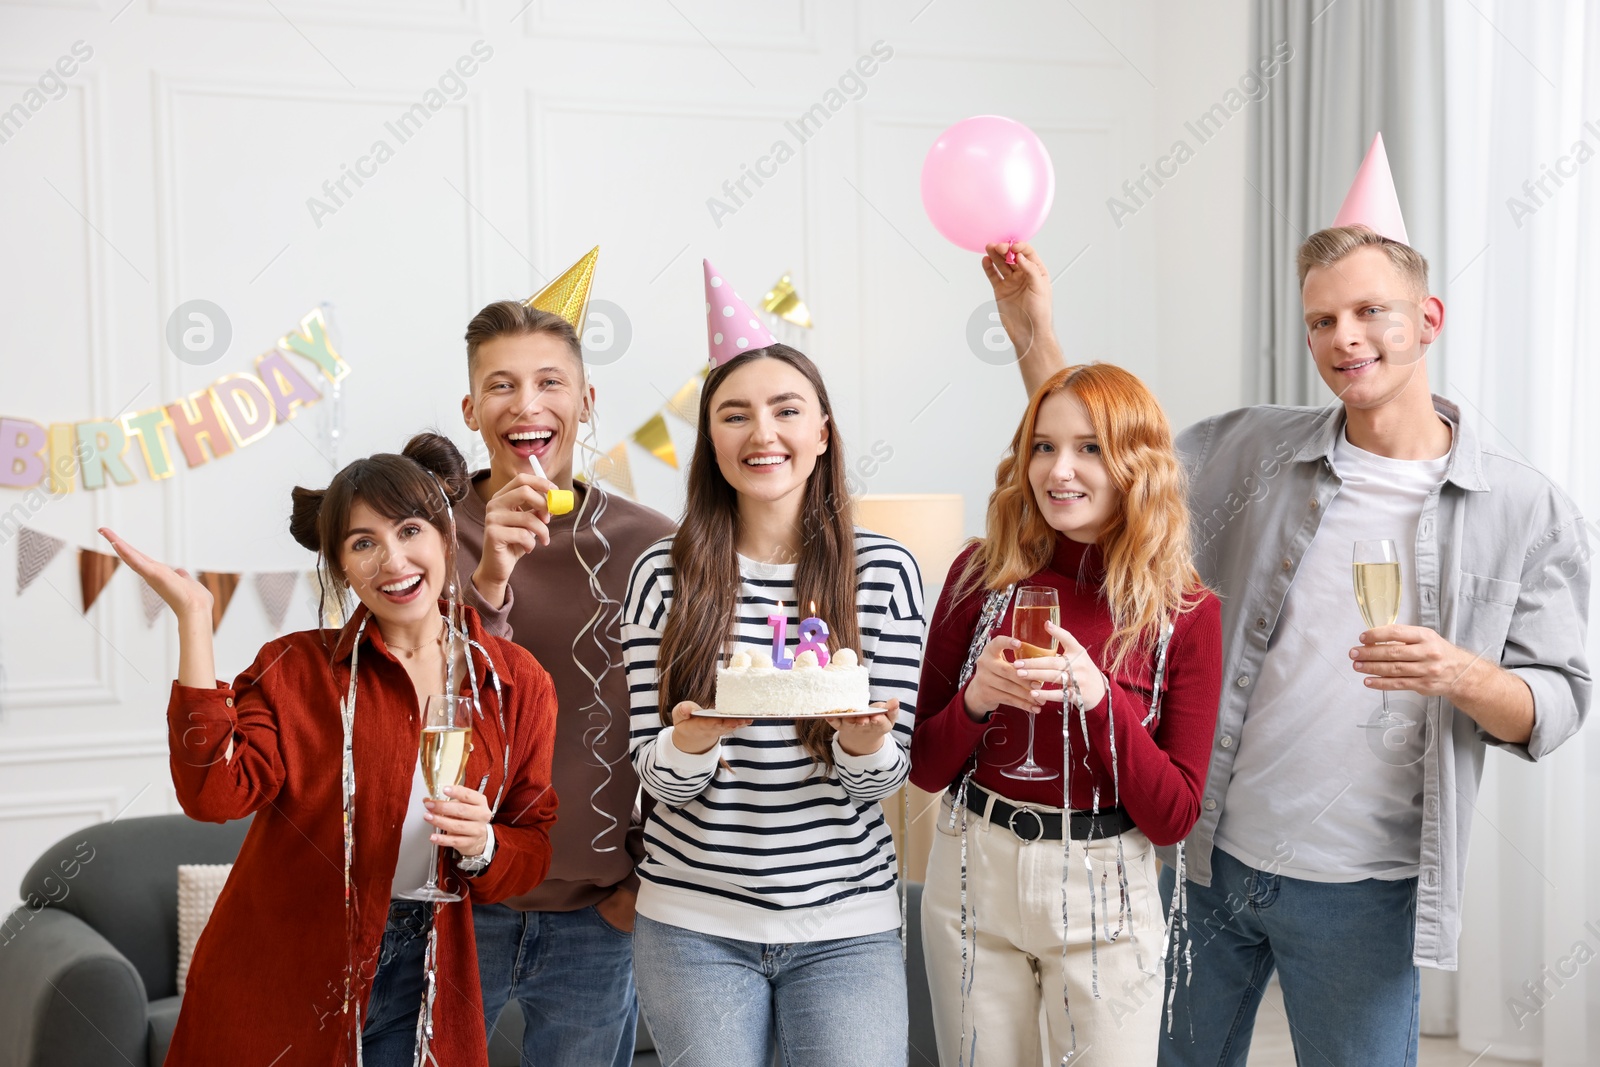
[1002,586,1061,782]
[398,693,476,903]
[1352,540,1401,726]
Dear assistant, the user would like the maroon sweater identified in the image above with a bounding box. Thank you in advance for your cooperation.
[909,537,1223,847]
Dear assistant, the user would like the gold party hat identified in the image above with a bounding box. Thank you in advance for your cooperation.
[761,272,812,328]
[525,246,599,331]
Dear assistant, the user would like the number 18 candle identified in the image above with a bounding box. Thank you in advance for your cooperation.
[795,612,831,667]
[767,603,794,670]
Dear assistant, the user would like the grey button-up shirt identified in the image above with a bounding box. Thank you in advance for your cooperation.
[1169,396,1591,969]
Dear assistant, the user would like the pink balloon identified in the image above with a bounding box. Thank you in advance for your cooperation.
[920,115,1056,253]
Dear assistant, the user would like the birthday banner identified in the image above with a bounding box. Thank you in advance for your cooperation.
[1,308,350,494]
[14,519,313,628]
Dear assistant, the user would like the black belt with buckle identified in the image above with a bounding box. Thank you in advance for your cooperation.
[957,783,1136,843]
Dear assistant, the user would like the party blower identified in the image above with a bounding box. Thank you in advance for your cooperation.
[529,454,573,516]
[921,115,1056,262]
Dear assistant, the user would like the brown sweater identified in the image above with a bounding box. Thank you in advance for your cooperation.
[455,473,676,912]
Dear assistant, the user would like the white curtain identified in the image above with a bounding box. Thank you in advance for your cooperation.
[1247,0,1445,407]
[1441,1,1600,1063]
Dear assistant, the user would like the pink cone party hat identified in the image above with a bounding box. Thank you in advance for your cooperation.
[704,260,777,368]
[1332,133,1409,244]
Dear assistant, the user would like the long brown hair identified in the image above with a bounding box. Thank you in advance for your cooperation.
[961,363,1204,676]
[656,345,858,770]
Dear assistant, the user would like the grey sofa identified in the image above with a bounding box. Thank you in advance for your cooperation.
[0,813,253,1067]
[2,815,937,1067]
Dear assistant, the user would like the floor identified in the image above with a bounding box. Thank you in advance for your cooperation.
[1246,981,1524,1066]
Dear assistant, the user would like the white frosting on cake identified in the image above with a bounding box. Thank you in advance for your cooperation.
[716,649,871,718]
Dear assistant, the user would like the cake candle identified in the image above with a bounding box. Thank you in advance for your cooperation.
[767,603,794,670]
[796,604,831,667]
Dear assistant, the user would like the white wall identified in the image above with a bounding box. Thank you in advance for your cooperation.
[0,0,1248,908]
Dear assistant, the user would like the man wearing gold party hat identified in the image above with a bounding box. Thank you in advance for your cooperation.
[455,248,676,1064]
[987,133,1589,1065]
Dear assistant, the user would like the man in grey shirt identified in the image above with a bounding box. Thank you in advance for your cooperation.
[983,198,1589,1060]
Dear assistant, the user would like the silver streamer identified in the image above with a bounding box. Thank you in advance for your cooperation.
[951,583,1013,1067]
[1059,661,1079,1064]
[1164,841,1191,1036]
[568,479,625,854]
[1073,692,1101,1004]
[899,785,910,962]
[455,630,505,810]
[411,913,443,1067]
[951,769,979,1067]
[338,614,369,1064]
[1142,620,1174,728]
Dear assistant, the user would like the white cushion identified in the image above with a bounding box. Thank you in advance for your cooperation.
[176,863,232,995]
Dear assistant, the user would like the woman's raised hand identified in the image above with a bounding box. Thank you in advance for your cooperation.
[99,527,216,688]
[983,241,1052,343]
[963,635,1046,721]
[99,528,212,620]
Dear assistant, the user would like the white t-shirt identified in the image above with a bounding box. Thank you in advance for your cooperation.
[391,762,495,896]
[1214,429,1449,882]
[392,764,434,896]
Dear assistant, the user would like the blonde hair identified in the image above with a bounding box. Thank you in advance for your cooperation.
[960,363,1206,677]
[1297,225,1429,295]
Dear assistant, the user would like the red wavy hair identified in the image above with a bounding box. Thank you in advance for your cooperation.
[960,363,1206,675]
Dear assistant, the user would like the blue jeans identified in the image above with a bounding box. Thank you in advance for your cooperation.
[1157,848,1421,1067]
[361,901,432,1066]
[633,914,908,1067]
[474,901,637,1067]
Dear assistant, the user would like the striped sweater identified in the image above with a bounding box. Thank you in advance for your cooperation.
[623,530,926,943]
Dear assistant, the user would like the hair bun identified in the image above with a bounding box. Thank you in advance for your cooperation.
[402,432,471,505]
[288,486,326,552]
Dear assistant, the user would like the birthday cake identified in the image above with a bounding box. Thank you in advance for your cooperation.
[715,648,872,718]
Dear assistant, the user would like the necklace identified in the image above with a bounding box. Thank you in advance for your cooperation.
[385,616,446,658]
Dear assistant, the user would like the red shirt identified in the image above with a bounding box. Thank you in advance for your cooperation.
[910,538,1222,846]
[163,604,558,1067]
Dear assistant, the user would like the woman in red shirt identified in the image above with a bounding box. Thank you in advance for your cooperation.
[911,364,1222,1067]
[100,432,558,1067]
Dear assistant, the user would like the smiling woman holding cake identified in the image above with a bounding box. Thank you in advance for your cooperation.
[621,263,925,1067]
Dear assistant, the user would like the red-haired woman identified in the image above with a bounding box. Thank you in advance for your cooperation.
[911,364,1223,1066]
[99,432,558,1067]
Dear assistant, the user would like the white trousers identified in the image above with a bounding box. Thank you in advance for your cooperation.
[923,794,1166,1067]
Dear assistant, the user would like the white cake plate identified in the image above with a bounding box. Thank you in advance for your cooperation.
[688,707,884,720]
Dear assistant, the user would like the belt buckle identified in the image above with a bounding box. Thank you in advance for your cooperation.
[1007,805,1045,843]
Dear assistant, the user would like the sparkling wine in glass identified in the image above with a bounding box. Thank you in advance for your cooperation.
[1352,540,1401,726]
[398,693,476,903]
[1002,586,1061,782]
